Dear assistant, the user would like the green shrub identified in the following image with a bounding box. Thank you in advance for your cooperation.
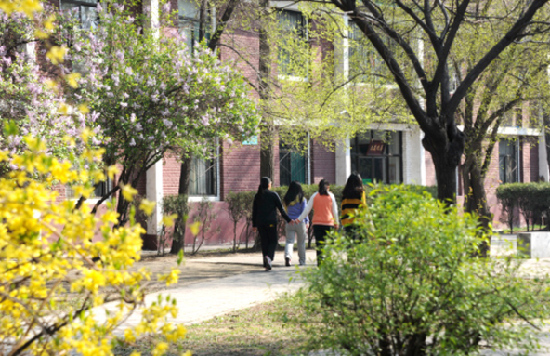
[225,191,251,252]
[496,182,550,232]
[496,183,520,232]
[162,194,189,254]
[296,185,550,356]
[188,198,218,255]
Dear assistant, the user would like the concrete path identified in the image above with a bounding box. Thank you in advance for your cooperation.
[94,252,310,337]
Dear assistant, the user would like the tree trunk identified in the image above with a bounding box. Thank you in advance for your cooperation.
[463,155,492,256]
[198,0,208,43]
[170,154,192,255]
[422,125,465,204]
[405,332,427,356]
[545,127,550,182]
[257,0,274,182]
[426,146,459,204]
[260,124,275,180]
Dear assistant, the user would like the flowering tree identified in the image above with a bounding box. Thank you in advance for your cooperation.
[0,10,83,172]
[1,2,190,355]
[68,0,258,225]
[0,131,188,355]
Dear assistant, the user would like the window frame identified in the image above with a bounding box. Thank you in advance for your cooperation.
[65,176,112,204]
[279,135,310,187]
[188,143,220,202]
[59,0,99,31]
[347,21,394,85]
[499,138,520,184]
[277,9,309,79]
[177,0,213,53]
[350,130,403,184]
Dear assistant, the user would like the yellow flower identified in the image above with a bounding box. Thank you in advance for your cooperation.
[65,73,81,88]
[34,29,48,39]
[44,14,56,31]
[78,104,90,114]
[24,136,46,152]
[107,166,119,179]
[162,214,177,228]
[45,79,57,88]
[121,184,137,201]
[46,46,67,65]
[152,342,169,356]
[189,221,200,236]
[124,329,137,343]
[101,211,120,224]
[58,102,71,115]
[22,0,43,17]
[80,128,93,142]
[176,324,187,338]
[159,269,179,286]
[139,199,156,216]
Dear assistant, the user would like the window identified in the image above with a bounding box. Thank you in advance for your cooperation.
[499,138,519,183]
[529,100,543,127]
[277,10,308,77]
[189,155,218,197]
[178,0,211,52]
[348,22,390,84]
[279,140,309,187]
[66,177,111,200]
[502,107,521,127]
[60,0,99,31]
[350,130,402,184]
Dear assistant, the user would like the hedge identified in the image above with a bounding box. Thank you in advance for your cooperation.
[496,182,550,232]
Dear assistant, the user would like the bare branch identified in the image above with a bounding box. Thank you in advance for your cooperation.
[449,0,550,115]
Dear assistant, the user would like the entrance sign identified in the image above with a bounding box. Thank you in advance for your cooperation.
[367,140,385,155]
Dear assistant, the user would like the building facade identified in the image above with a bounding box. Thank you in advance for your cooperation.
[45,0,549,246]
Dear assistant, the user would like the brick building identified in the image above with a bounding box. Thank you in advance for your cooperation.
[48,0,548,246]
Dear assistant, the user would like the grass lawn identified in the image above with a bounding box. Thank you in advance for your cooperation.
[113,294,310,356]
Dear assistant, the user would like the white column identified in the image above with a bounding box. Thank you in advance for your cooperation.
[22,42,36,63]
[333,14,348,81]
[144,0,162,236]
[335,138,351,186]
[146,160,164,235]
[143,0,159,37]
[402,127,426,185]
[540,134,549,182]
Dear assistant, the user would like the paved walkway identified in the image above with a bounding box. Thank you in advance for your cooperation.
[94,252,310,336]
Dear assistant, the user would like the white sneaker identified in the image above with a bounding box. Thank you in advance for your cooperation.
[265,256,272,271]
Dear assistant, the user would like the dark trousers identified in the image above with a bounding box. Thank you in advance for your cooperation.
[344,225,361,243]
[313,225,333,266]
[258,224,278,262]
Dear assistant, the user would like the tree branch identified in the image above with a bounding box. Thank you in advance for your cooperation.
[449,0,550,115]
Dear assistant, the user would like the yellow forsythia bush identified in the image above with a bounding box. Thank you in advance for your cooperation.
[0,133,186,355]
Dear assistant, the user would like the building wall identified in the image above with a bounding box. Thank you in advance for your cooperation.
[529,139,540,182]
[221,141,261,196]
[311,140,335,184]
[425,151,437,186]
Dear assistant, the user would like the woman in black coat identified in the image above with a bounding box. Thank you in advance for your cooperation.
[252,177,292,270]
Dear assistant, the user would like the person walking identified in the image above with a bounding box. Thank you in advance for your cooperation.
[252,177,292,271]
[283,181,309,267]
[294,179,338,266]
[341,173,366,243]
